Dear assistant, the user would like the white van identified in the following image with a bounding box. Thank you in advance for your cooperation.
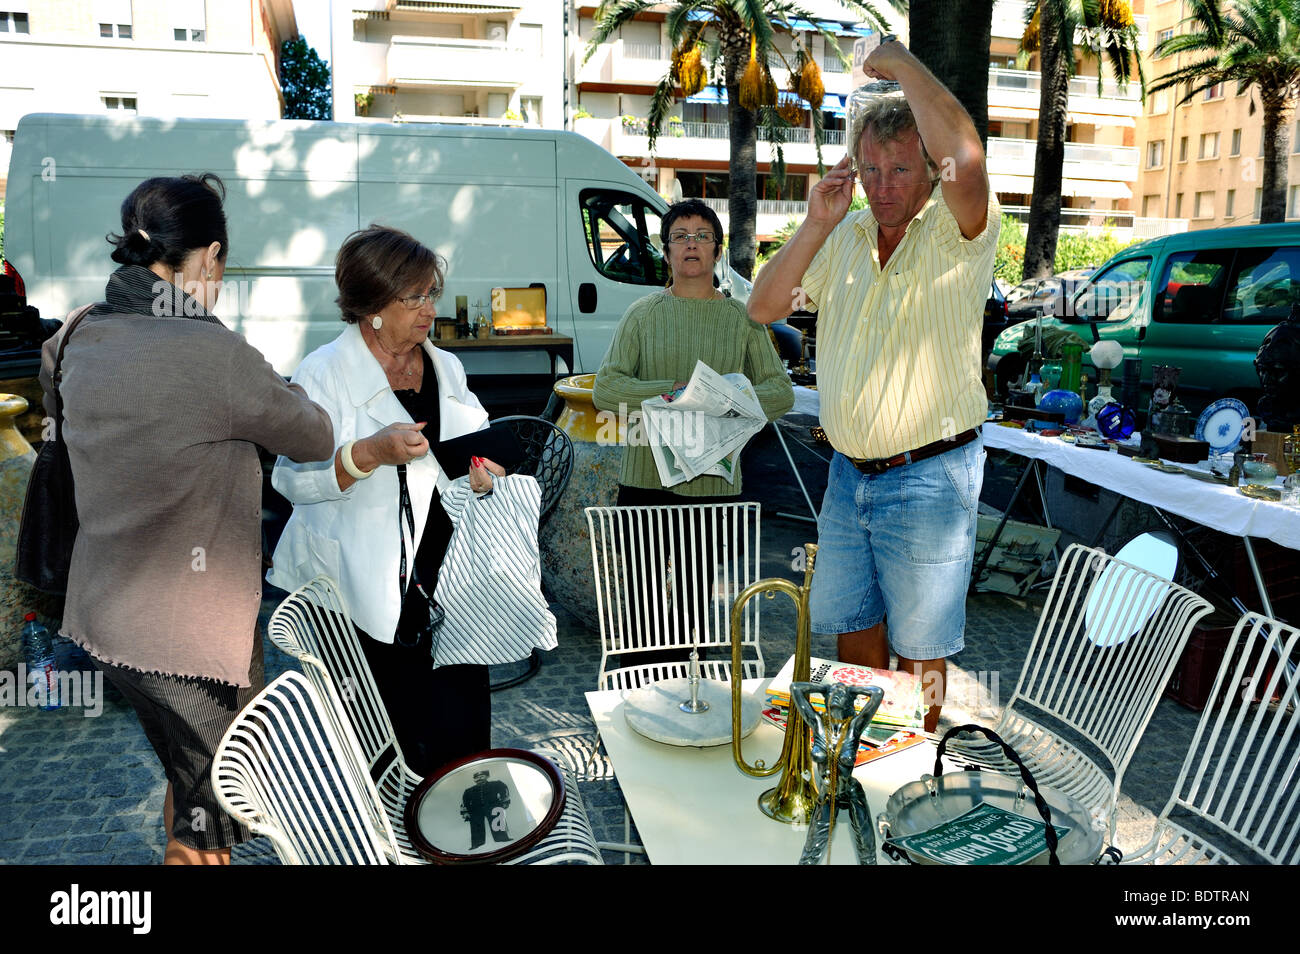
[5,113,743,393]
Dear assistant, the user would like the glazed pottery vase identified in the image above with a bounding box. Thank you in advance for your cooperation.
[539,374,623,630]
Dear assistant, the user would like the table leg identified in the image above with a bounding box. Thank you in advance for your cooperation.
[971,454,1037,593]
[772,421,818,524]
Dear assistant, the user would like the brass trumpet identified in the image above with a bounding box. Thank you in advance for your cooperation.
[730,543,818,825]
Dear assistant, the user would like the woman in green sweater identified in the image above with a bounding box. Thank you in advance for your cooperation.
[593,198,795,503]
[593,199,794,652]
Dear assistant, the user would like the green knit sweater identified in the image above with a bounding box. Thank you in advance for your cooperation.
[592,290,796,497]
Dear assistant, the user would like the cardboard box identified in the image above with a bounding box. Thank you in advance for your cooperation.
[1253,430,1295,476]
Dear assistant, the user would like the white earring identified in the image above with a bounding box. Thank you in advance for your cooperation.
[371,315,382,330]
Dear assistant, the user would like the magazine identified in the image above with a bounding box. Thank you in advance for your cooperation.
[765,655,925,729]
[640,360,766,487]
[760,707,926,767]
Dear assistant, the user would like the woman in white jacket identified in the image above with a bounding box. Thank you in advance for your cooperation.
[270,225,501,776]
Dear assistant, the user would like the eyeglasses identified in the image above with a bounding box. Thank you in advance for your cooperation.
[667,230,717,245]
[397,286,442,310]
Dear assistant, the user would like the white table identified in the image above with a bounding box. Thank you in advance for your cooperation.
[586,679,946,865]
[982,423,1297,625]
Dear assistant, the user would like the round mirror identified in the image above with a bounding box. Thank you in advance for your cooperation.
[1084,531,1179,647]
[405,748,565,864]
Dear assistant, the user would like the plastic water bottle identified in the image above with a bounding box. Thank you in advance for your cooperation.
[21,612,59,710]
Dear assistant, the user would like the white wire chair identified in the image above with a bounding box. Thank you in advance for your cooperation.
[583,502,765,857]
[945,543,1214,838]
[586,502,765,690]
[267,575,603,865]
[212,671,402,865]
[1122,612,1300,865]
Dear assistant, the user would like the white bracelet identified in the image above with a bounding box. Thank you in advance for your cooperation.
[340,440,374,480]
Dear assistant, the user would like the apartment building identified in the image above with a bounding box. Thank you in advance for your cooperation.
[0,0,297,201]
[328,0,563,130]
[571,0,876,241]
[1133,0,1300,230]
[572,1,1172,243]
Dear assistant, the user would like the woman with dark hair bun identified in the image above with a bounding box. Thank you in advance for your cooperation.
[44,173,335,864]
[269,224,502,779]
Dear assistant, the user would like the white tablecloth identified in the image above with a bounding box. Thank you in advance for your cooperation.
[983,424,1300,550]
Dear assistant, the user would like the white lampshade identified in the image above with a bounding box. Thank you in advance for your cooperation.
[1090,339,1124,370]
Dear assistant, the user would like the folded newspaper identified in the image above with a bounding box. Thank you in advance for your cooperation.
[640,360,766,487]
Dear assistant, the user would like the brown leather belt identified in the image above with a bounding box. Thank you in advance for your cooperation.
[848,428,980,475]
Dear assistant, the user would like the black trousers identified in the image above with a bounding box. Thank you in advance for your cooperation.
[357,624,489,779]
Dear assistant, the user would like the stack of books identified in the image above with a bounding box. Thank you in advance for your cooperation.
[762,655,927,767]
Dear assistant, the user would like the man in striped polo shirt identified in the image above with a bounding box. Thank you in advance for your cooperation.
[749,39,999,732]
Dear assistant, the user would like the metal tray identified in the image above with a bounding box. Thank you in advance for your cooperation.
[879,769,1104,865]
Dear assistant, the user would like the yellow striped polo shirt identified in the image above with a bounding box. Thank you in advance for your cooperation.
[801,185,1000,460]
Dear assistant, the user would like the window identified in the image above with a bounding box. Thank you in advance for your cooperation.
[1178,136,1188,162]
[1157,27,1173,47]
[1142,194,1160,217]
[1230,128,1241,156]
[1175,193,1184,217]
[758,174,807,201]
[0,10,29,33]
[101,95,137,113]
[170,0,204,41]
[1149,89,1169,114]
[1294,121,1300,153]
[1203,82,1224,101]
[1254,188,1262,220]
[1,129,14,144]
[1146,140,1164,169]
[1223,247,1300,324]
[1155,249,1231,324]
[579,189,667,286]
[1199,132,1218,159]
[1226,189,1235,218]
[96,0,132,38]
[1291,185,1300,218]
[1072,258,1151,322]
[1194,191,1215,218]
[675,171,729,199]
[520,96,542,126]
[1236,79,1249,96]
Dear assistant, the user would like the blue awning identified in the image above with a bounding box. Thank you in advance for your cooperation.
[782,18,817,31]
[686,87,814,110]
[852,25,877,37]
[821,94,846,117]
[816,20,857,35]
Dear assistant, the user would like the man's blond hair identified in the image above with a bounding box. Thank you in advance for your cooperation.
[849,96,939,183]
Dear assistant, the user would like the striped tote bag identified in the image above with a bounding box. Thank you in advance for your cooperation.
[431,474,558,667]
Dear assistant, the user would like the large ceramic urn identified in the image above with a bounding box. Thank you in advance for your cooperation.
[0,394,64,670]
[539,374,622,630]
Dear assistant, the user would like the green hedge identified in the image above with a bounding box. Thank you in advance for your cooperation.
[994,214,1136,284]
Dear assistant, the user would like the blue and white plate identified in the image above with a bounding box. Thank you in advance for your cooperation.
[1194,398,1249,454]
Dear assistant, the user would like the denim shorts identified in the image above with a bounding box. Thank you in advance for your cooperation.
[809,434,985,660]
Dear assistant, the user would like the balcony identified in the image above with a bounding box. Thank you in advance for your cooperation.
[606,117,849,167]
[698,196,808,240]
[387,35,525,90]
[988,67,1142,124]
[1000,205,1189,242]
[987,136,1139,188]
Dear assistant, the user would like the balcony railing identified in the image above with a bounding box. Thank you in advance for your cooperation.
[700,196,809,217]
[624,41,664,60]
[627,119,838,147]
[1000,204,1134,230]
[987,136,1139,172]
[822,54,847,73]
[988,67,1141,102]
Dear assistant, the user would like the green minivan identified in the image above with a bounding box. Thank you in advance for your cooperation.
[990,223,1300,415]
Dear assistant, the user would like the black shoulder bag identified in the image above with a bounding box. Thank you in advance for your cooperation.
[16,304,96,594]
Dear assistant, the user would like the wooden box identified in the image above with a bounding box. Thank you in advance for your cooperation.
[1253,430,1294,476]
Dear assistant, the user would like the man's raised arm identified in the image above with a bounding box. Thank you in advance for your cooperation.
[863,41,988,238]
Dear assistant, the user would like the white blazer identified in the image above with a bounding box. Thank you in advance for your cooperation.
[268,323,489,643]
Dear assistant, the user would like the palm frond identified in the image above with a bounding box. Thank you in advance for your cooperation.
[665,0,712,44]
[645,75,678,154]
[810,102,827,177]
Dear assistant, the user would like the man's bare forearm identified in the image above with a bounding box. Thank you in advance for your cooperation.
[748,217,837,325]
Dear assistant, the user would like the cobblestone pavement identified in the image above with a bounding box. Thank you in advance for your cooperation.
[0,428,1218,865]
[0,542,1206,867]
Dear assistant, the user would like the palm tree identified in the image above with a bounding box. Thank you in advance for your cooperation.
[909,0,996,145]
[1151,0,1300,224]
[1018,0,1144,279]
[585,1,902,279]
